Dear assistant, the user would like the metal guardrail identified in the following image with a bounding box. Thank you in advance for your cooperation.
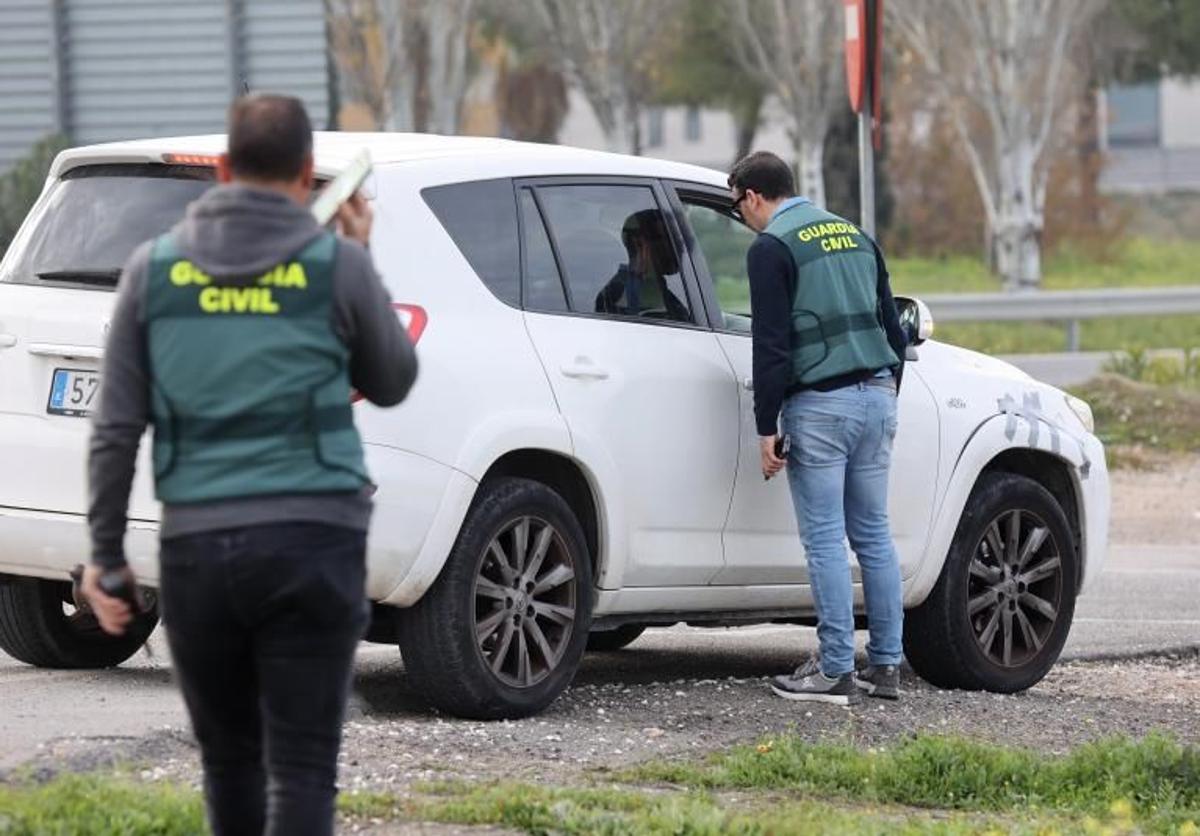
[921,286,1200,351]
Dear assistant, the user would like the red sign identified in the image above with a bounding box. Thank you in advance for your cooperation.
[844,0,867,113]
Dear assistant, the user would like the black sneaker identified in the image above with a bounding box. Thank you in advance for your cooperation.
[854,664,900,700]
[769,658,862,706]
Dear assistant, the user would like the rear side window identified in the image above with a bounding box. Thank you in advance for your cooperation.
[422,179,520,307]
[0,164,215,289]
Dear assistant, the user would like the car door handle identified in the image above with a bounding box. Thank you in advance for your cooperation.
[0,333,16,349]
[560,359,610,381]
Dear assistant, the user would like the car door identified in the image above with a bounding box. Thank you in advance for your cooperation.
[667,183,941,585]
[519,178,740,588]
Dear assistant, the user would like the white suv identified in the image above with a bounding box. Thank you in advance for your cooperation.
[0,133,1109,718]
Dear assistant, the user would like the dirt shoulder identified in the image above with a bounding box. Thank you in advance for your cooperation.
[1108,453,1200,546]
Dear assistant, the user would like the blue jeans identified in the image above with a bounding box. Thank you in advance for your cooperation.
[782,378,903,677]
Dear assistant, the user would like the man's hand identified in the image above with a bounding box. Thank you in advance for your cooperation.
[335,192,373,247]
[760,435,786,480]
[79,564,136,636]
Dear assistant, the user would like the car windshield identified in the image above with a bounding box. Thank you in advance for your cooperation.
[0,164,215,289]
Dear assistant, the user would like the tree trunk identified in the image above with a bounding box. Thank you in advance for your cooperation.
[993,215,1042,292]
[425,0,471,134]
[993,139,1044,291]
[796,136,826,208]
[731,95,762,167]
[603,98,641,155]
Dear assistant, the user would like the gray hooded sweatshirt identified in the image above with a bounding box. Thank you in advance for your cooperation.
[88,184,418,568]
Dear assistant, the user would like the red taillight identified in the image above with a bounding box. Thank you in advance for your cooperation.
[351,303,426,403]
[393,303,428,344]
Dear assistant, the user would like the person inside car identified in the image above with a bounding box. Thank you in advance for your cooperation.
[594,209,689,321]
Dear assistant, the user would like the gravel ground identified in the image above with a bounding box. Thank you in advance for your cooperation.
[16,646,1199,796]
[4,456,1198,805]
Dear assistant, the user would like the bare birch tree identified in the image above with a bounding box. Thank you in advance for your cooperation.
[326,0,475,134]
[723,0,844,207]
[889,0,1104,290]
[527,0,680,154]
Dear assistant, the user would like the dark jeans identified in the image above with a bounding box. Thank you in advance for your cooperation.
[159,523,369,836]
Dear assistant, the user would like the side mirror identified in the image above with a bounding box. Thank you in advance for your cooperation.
[895,296,933,347]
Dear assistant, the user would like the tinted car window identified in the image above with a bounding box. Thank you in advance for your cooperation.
[0,164,215,289]
[680,199,758,332]
[422,179,520,307]
[536,184,693,324]
[519,189,568,312]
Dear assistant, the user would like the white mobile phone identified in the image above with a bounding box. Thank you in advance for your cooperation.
[311,149,373,227]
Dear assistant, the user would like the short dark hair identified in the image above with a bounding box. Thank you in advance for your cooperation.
[227,94,313,181]
[727,151,795,201]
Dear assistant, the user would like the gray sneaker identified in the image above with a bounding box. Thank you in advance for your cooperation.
[769,658,862,706]
[854,664,900,700]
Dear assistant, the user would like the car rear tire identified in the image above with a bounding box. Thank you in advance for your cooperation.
[0,576,158,668]
[903,472,1077,692]
[398,477,593,720]
[586,624,646,652]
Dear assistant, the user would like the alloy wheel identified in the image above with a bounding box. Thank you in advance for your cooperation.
[474,516,578,688]
[967,509,1064,668]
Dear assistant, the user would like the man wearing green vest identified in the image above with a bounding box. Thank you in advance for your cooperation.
[81,95,416,835]
[728,151,908,706]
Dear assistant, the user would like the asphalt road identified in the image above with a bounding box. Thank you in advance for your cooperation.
[0,542,1195,773]
[997,349,1187,387]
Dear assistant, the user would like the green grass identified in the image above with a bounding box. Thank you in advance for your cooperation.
[0,773,206,835]
[888,238,1200,295]
[411,781,1091,835]
[624,733,1200,834]
[6,734,1199,835]
[889,239,1200,354]
[1072,374,1200,456]
[714,238,1200,355]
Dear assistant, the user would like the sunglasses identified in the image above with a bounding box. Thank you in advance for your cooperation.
[731,190,751,216]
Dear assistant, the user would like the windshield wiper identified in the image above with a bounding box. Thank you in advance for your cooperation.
[36,268,122,286]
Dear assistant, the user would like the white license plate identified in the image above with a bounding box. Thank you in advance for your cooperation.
[47,368,101,417]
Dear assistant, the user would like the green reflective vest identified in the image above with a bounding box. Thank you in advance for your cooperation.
[764,202,899,387]
[144,233,368,504]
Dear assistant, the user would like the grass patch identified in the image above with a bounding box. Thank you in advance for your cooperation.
[625,733,1200,834]
[888,239,1200,354]
[715,239,1200,355]
[0,773,205,835]
[413,780,1088,835]
[5,735,1199,834]
[1071,375,1200,458]
[887,237,1200,295]
[927,317,1199,355]
[337,788,405,819]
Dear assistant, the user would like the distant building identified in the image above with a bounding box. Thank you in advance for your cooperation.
[557,90,794,174]
[1100,77,1200,193]
[0,0,330,171]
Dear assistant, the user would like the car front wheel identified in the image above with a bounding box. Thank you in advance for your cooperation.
[903,472,1077,692]
[398,477,593,719]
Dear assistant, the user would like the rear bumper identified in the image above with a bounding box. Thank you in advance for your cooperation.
[0,444,465,601]
[0,505,159,583]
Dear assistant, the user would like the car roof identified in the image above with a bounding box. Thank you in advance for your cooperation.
[48,132,730,189]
